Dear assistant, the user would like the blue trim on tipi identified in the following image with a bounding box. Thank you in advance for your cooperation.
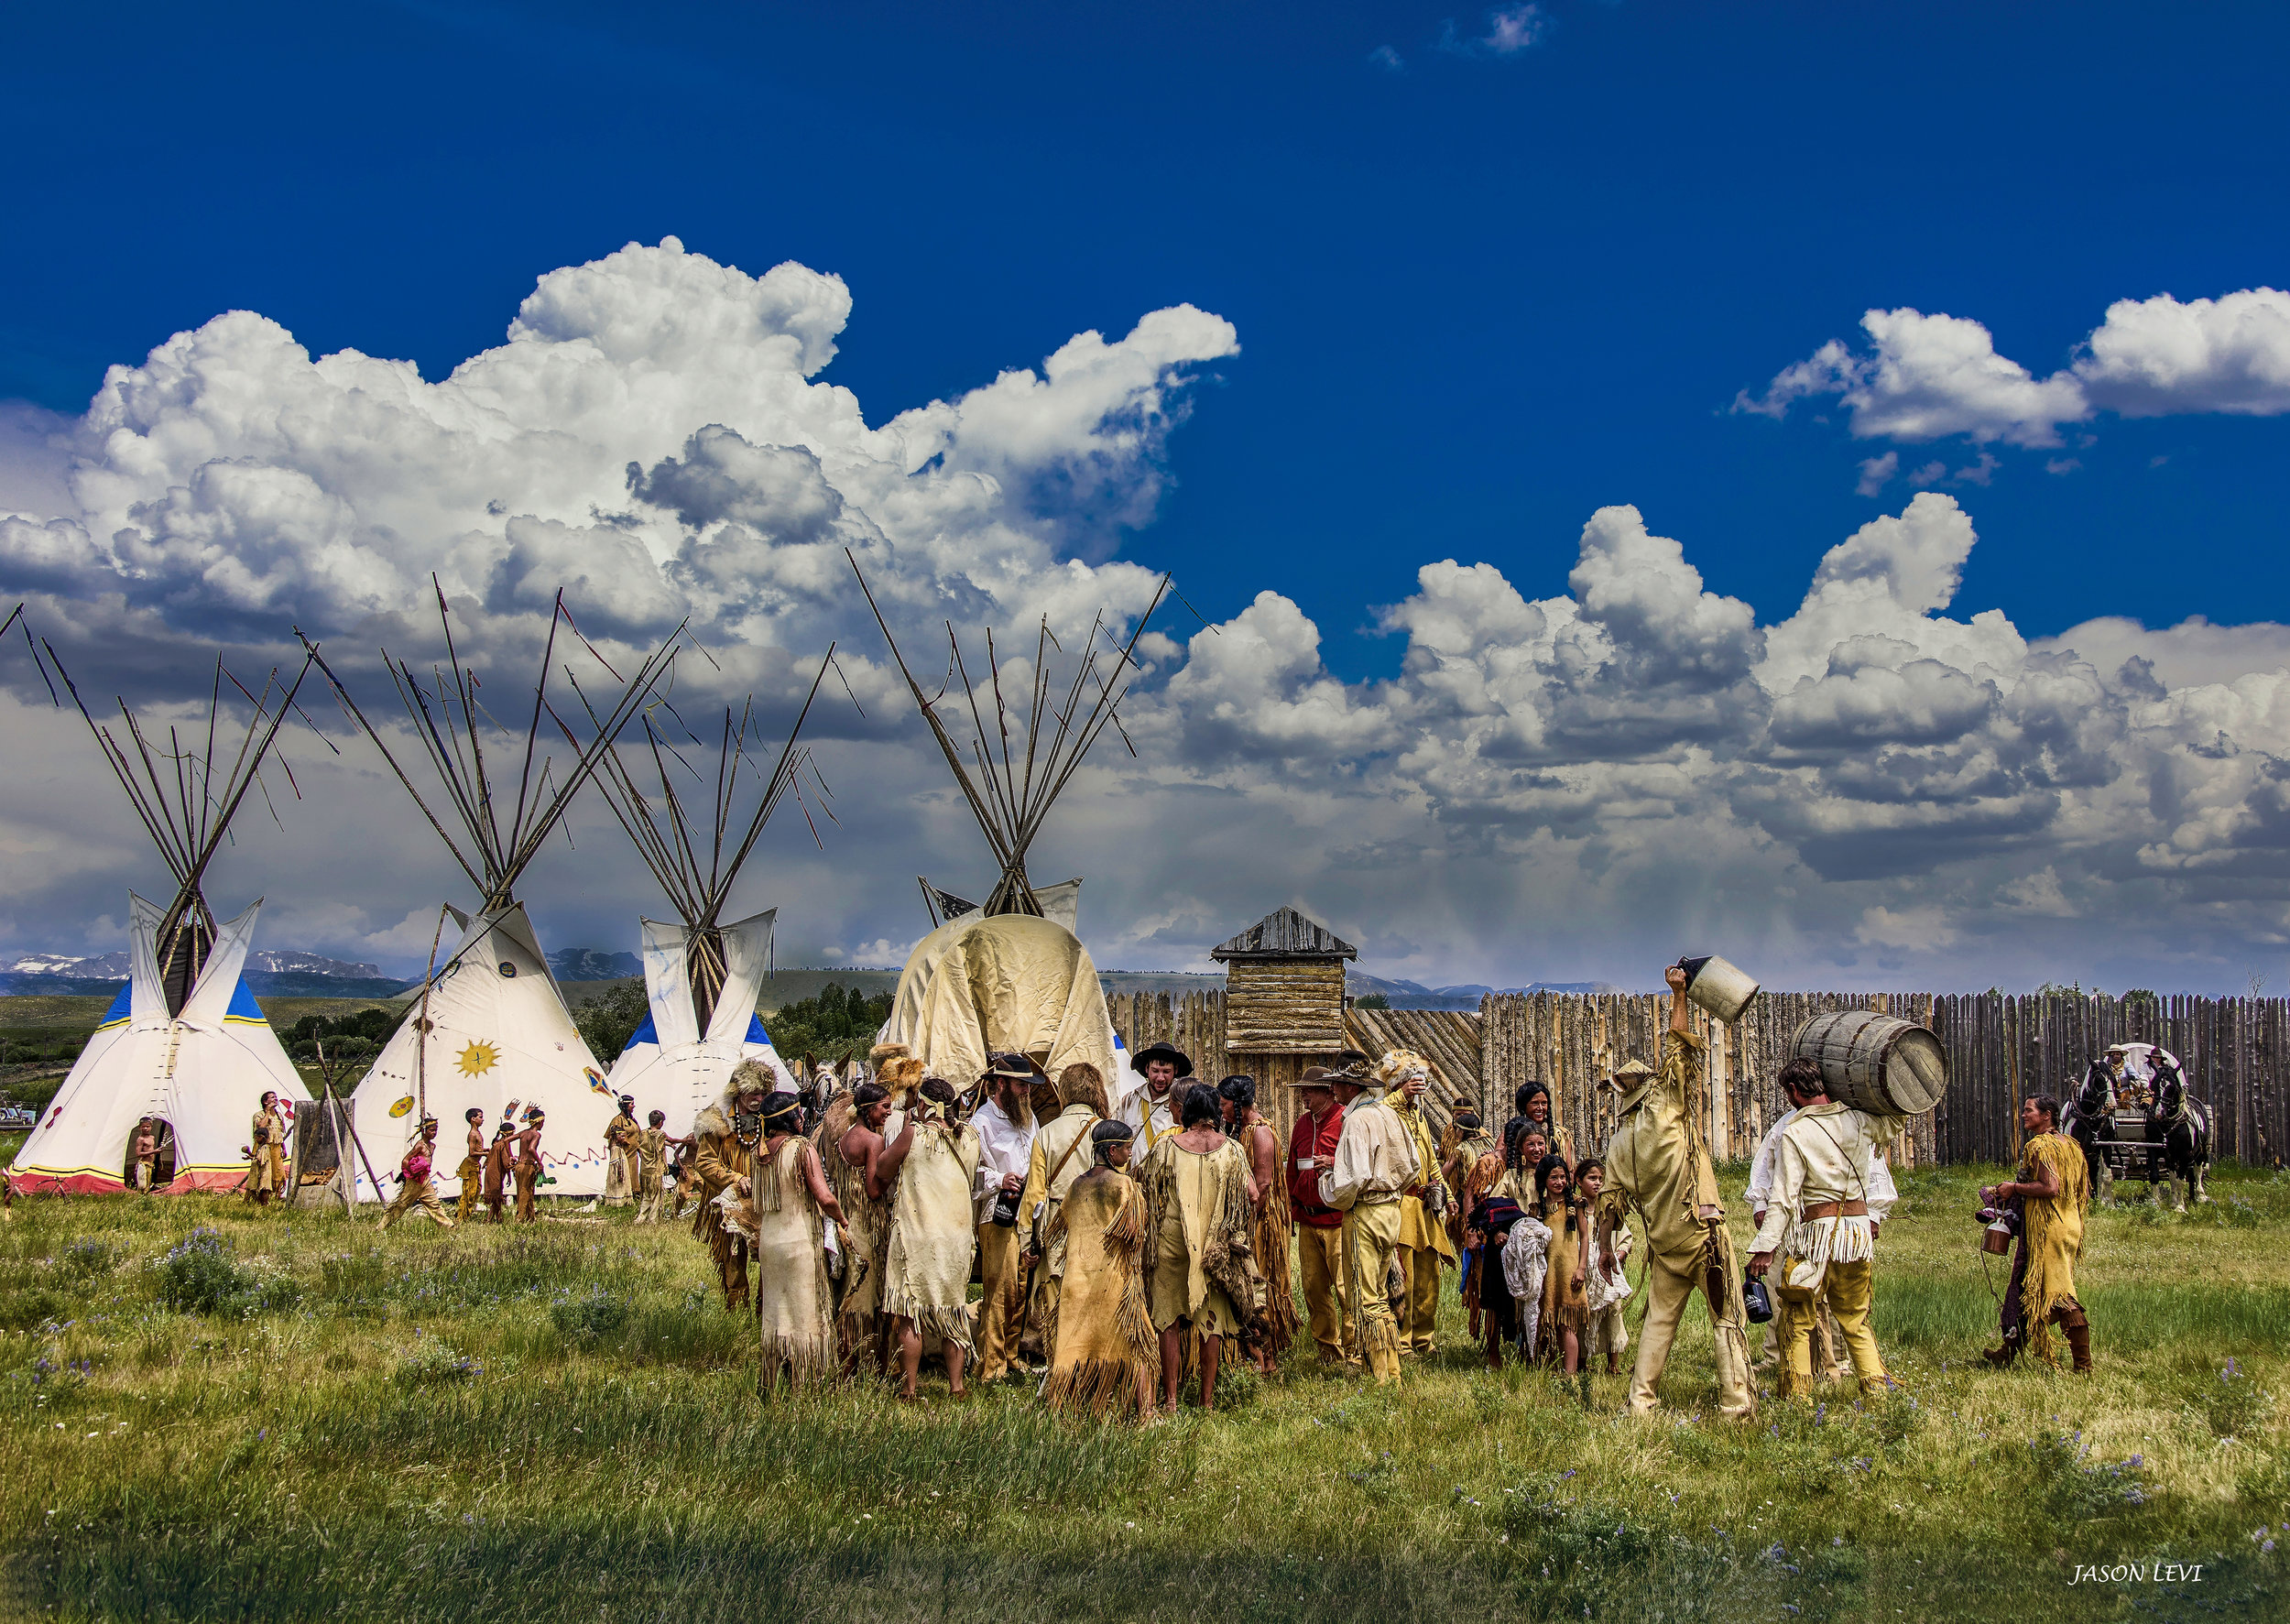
[94,983,132,1030]
[746,1013,770,1044]
[617,1012,658,1054]
[223,978,267,1024]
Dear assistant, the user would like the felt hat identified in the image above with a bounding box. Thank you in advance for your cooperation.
[1290,1065,1339,1089]
[1130,1041,1194,1079]
[1605,1057,1656,1112]
[988,1052,1036,1080]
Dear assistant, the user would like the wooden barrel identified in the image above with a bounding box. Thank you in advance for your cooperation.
[1788,1010,1946,1117]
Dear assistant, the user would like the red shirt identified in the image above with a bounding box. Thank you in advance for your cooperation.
[1288,1104,1346,1228]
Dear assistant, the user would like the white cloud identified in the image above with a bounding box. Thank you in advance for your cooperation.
[1856,905,1957,951]
[1739,286,2290,452]
[10,244,2290,993]
[1854,451,1897,496]
[1368,45,1404,72]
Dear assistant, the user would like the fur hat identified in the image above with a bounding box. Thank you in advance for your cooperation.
[1373,1049,1433,1089]
[878,1055,925,1094]
[868,1041,912,1065]
[728,1059,778,1101]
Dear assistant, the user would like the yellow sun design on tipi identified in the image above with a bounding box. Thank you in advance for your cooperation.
[456,1041,500,1077]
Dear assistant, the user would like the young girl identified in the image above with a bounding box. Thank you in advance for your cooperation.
[1498,1121,1550,1203]
[1536,1156,1587,1373]
[1571,1158,1633,1377]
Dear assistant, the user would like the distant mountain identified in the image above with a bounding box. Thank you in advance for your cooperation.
[550,948,642,982]
[1,948,413,998]
[6,951,132,979]
[1346,970,1630,1009]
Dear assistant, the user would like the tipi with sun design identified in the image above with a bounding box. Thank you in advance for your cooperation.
[303,586,682,1204]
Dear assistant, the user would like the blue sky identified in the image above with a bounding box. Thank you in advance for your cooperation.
[3,2,2287,989]
[8,1,2280,659]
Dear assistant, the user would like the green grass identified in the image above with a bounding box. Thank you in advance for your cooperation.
[0,1164,2285,1622]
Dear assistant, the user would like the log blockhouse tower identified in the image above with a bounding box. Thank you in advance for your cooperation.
[1212,906,1358,1142]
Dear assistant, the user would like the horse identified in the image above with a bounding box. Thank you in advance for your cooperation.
[2060,1059,2117,1200]
[2149,1056,2211,1210]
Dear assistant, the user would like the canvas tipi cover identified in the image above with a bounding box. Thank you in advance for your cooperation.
[348,903,616,1203]
[882,910,1118,1088]
[9,895,310,1193]
[604,909,795,1133]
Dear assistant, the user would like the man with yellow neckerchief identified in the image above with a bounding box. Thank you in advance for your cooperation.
[1121,1042,1190,1155]
[1380,1051,1457,1356]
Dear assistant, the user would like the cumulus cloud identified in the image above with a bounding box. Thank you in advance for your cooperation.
[9,242,2290,993]
[1740,286,2290,451]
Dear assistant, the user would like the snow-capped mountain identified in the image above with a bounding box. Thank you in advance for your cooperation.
[548,948,642,982]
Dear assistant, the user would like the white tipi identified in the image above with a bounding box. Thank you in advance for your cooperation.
[583,676,840,1128]
[305,587,681,1203]
[602,910,792,1135]
[8,641,315,1193]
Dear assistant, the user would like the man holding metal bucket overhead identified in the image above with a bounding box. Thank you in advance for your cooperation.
[1603,963,1756,1419]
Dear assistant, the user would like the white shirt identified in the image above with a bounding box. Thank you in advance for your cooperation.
[1749,1105,1899,1223]
[1750,1103,1905,1285]
[971,1097,1036,1217]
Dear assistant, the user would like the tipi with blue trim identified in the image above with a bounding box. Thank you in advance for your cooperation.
[6,633,315,1194]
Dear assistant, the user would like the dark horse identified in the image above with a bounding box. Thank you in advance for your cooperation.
[2061,1060,2117,1199]
[2151,1055,2212,1210]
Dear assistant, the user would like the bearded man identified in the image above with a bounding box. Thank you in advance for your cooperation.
[1603,964,1754,1419]
[970,1055,1037,1380]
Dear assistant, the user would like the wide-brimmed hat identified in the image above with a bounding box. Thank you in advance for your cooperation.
[1130,1041,1194,1079]
[1289,1066,1339,1090]
[988,1052,1036,1080]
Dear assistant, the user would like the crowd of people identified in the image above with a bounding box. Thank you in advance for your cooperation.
[350,961,2098,1416]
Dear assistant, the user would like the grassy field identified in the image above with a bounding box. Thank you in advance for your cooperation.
[0,1142,2283,1623]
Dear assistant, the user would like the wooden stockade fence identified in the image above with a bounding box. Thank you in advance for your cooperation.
[1107,986,2290,1169]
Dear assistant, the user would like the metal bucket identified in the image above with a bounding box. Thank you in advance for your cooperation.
[1789,1009,1946,1117]
[1677,954,1761,1024]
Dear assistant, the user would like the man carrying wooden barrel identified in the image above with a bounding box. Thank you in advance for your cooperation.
[1604,965,1754,1419]
[1747,1057,1904,1399]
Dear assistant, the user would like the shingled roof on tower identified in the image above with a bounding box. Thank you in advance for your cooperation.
[1211,907,1358,962]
